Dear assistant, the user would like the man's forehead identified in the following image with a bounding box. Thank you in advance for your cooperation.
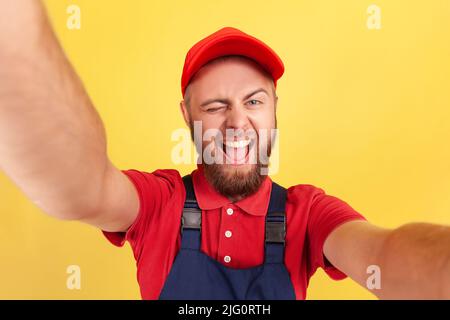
[186,56,275,100]
[194,55,273,81]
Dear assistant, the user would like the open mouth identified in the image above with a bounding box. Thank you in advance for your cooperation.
[216,138,256,165]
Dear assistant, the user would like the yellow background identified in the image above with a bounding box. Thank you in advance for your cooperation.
[1,0,449,299]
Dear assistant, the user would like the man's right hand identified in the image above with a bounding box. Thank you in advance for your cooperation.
[0,0,139,232]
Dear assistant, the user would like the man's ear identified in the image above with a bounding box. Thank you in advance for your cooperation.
[274,95,279,112]
[180,100,191,127]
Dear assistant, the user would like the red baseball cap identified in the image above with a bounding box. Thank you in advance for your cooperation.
[181,27,284,96]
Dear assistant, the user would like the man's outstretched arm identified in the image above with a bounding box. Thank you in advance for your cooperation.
[324,220,450,299]
[0,0,138,231]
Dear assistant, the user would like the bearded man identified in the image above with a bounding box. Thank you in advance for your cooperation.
[0,0,449,300]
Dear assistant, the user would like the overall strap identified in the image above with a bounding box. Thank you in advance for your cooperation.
[265,182,287,264]
[181,175,201,250]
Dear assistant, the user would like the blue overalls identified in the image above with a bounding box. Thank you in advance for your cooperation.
[159,175,296,300]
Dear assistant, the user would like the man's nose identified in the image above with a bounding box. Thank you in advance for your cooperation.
[225,105,249,130]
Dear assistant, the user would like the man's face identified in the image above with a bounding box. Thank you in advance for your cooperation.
[180,56,278,200]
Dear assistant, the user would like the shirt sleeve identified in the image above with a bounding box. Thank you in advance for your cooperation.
[101,168,183,261]
[307,188,367,280]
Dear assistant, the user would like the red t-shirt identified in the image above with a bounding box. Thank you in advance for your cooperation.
[103,166,366,299]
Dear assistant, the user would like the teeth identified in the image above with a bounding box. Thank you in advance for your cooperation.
[224,139,251,148]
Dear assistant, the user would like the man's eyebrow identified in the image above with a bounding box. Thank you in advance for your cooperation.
[200,88,269,107]
[243,88,269,100]
[200,98,229,107]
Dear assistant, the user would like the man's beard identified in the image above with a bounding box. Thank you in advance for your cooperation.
[203,161,267,200]
[189,122,274,200]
